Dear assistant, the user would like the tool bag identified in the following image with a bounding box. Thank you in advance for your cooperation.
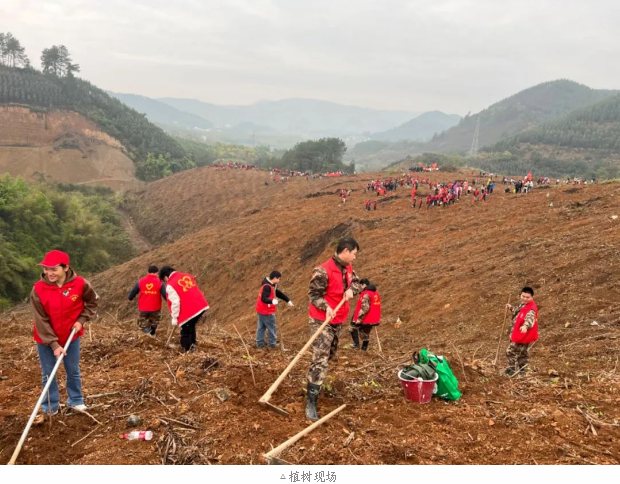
[399,359,437,381]
[416,349,462,400]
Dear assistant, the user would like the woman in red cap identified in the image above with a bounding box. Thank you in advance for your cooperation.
[30,250,98,423]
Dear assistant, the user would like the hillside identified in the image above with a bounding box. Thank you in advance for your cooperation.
[159,97,419,136]
[484,94,620,178]
[0,66,187,182]
[1,167,618,464]
[372,111,461,142]
[110,92,213,130]
[428,80,619,153]
[0,105,138,189]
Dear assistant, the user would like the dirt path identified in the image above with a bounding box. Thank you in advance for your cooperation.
[120,210,153,254]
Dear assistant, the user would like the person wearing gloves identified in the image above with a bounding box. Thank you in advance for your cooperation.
[255,270,293,349]
[30,250,98,424]
[158,266,209,352]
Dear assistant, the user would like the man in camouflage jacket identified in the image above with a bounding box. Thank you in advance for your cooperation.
[305,237,362,420]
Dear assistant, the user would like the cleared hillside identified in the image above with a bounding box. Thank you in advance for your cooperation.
[0,66,185,163]
[1,169,619,464]
[0,105,138,189]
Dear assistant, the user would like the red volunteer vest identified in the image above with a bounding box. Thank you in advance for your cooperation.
[308,258,353,325]
[511,301,539,344]
[353,290,381,325]
[256,283,276,315]
[167,272,209,326]
[33,276,86,346]
[138,274,162,312]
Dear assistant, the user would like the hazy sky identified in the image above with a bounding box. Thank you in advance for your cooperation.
[3,0,619,114]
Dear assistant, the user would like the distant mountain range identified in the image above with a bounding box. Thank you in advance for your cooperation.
[157,97,420,136]
[371,111,461,142]
[111,92,213,130]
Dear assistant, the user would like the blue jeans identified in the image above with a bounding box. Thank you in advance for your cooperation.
[256,313,277,348]
[37,338,83,413]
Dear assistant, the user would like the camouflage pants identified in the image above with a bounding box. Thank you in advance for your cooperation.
[138,311,161,331]
[349,322,374,342]
[307,318,342,385]
[506,342,533,370]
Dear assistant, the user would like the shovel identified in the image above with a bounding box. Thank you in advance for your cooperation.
[8,328,77,465]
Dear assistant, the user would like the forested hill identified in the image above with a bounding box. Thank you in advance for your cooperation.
[0,65,186,163]
[428,80,619,153]
[489,94,620,153]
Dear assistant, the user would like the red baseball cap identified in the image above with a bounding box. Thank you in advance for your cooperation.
[38,250,70,267]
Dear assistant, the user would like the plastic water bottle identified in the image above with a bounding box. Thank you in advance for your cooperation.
[122,430,153,441]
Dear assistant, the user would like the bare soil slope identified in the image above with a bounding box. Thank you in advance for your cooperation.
[1,169,619,465]
[0,106,139,190]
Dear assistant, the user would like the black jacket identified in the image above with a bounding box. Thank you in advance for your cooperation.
[260,278,290,304]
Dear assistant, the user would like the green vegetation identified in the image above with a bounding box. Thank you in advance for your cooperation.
[175,137,282,167]
[429,80,618,153]
[0,32,188,181]
[278,138,352,173]
[0,32,29,68]
[0,175,134,309]
[490,94,620,152]
[0,64,186,164]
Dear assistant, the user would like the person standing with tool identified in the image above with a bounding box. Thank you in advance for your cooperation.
[255,270,294,349]
[306,237,362,421]
[159,266,209,352]
[30,250,98,424]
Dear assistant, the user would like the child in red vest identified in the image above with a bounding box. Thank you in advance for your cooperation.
[505,286,539,375]
[30,250,98,423]
[128,265,167,337]
[159,266,210,352]
[349,279,381,351]
[373,200,377,210]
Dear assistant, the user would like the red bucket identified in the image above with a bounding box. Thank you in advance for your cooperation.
[398,370,438,404]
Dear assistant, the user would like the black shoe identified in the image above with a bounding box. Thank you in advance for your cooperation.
[305,382,321,421]
[361,340,369,351]
[349,329,360,349]
[504,368,516,376]
[141,327,151,335]
[149,327,157,337]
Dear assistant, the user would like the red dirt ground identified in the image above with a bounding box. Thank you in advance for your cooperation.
[1,168,619,465]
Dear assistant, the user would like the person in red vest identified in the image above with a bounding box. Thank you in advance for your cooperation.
[30,250,98,424]
[306,237,362,421]
[255,270,294,348]
[159,266,209,352]
[128,265,167,337]
[373,200,377,210]
[505,286,539,376]
[348,279,381,351]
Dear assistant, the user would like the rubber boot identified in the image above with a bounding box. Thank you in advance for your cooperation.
[305,382,321,421]
[349,329,360,349]
[361,340,369,351]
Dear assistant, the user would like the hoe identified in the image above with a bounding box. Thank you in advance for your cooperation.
[258,298,346,416]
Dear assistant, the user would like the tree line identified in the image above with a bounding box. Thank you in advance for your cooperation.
[0,175,134,309]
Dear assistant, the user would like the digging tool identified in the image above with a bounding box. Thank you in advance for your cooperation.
[8,328,77,465]
[493,296,511,366]
[166,325,177,347]
[259,298,346,416]
[263,404,346,463]
[375,326,383,356]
